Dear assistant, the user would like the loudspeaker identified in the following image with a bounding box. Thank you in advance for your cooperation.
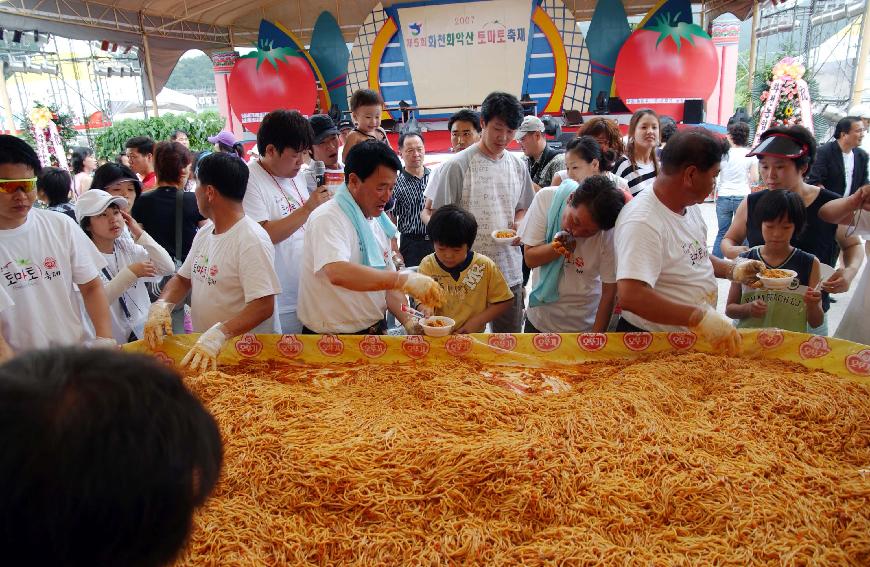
[684,99,704,124]
[607,97,630,113]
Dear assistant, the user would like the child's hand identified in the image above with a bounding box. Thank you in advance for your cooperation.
[454,316,482,335]
[804,287,822,306]
[419,304,435,318]
[748,298,767,318]
[120,209,143,239]
[130,260,157,278]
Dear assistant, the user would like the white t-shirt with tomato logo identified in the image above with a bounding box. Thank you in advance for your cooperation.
[519,187,616,332]
[0,209,105,352]
[178,216,281,334]
[243,160,310,317]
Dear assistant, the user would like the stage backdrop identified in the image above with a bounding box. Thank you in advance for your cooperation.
[347,0,592,119]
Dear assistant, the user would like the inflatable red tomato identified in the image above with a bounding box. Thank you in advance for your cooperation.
[227,42,317,134]
[613,16,718,121]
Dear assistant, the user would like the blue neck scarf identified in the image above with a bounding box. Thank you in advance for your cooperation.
[528,179,578,307]
[334,184,397,269]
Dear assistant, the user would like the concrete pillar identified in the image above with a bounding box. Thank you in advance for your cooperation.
[210,51,243,136]
[707,18,741,126]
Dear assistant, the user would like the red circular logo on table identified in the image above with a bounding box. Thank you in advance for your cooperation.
[532,333,562,352]
[359,335,388,358]
[667,332,697,351]
[234,334,263,358]
[577,333,607,352]
[276,334,303,359]
[798,336,831,359]
[317,335,344,357]
[445,335,473,357]
[757,329,784,350]
[402,335,430,359]
[623,332,653,352]
[845,349,870,376]
[487,334,517,352]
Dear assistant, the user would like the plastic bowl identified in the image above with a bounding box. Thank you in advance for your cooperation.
[491,229,517,245]
[420,316,455,337]
[758,269,798,290]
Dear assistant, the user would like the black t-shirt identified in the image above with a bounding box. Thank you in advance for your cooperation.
[131,186,204,262]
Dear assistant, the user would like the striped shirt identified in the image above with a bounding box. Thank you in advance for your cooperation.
[387,167,430,236]
[613,155,657,195]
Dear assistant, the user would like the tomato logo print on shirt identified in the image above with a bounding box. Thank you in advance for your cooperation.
[317,334,344,357]
[209,265,219,278]
[488,333,517,352]
[845,349,870,376]
[2,258,44,289]
[667,332,697,351]
[680,239,708,266]
[402,335,430,359]
[757,329,784,350]
[277,334,303,358]
[798,336,831,359]
[235,334,263,358]
[533,333,562,352]
[43,257,57,270]
[359,335,388,358]
[623,332,654,351]
[445,335,473,357]
[191,254,218,286]
[577,333,607,352]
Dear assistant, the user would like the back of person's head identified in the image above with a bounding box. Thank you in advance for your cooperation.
[398,132,424,149]
[92,163,141,198]
[660,127,730,175]
[197,151,249,201]
[257,110,314,156]
[125,135,155,156]
[154,141,192,185]
[344,140,402,184]
[350,89,384,111]
[479,92,524,129]
[727,121,750,147]
[218,141,245,160]
[448,109,482,133]
[190,150,213,181]
[0,348,222,567]
[70,146,93,174]
[566,136,615,172]
[0,134,42,175]
[757,125,817,171]
[659,116,678,144]
[37,167,72,207]
[834,116,862,140]
[567,174,626,230]
[753,188,807,236]
[579,117,624,155]
[428,204,478,248]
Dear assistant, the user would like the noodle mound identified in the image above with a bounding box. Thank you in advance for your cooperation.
[178,353,870,565]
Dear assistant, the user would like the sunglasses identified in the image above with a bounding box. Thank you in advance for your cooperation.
[0,178,37,194]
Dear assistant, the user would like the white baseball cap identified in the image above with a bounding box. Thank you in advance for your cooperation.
[75,189,129,224]
[514,116,545,141]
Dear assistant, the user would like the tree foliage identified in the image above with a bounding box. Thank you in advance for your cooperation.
[92,111,226,161]
[165,55,216,92]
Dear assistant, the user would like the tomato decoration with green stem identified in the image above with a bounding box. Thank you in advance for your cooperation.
[227,40,317,134]
[613,15,719,121]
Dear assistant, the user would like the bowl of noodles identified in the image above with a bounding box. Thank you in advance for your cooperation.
[758,268,798,290]
[491,229,517,245]
[420,316,455,337]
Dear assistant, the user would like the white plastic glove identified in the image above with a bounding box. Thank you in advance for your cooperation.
[729,258,765,286]
[88,337,118,349]
[180,323,228,373]
[690,307,742,356]
[144,300,174,349]
[402,318,423,336]
[397,272,444,308]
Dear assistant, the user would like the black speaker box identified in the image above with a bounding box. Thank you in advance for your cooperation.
[683,99,704,124]
[607,96,630,113]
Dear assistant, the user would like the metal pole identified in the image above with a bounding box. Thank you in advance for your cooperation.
[141,34,160,118]
[852,0,870,106]
[747,0,761,114]
[0,62,18,134]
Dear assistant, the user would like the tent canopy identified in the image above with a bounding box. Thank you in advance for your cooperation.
[1,0,757,97]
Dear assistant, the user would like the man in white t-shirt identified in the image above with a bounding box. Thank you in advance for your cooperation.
[243,110,330,334]
[145,152,281,372]
[614,128,764,355]
[297,141,442,334]
[426,92,535,332]
[0,135,114,355]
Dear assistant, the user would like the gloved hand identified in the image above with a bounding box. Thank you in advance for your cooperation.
[397,272,444,308]
[729,258,765,286]
[144,300,174,349]
[690,307,742,356]
[180,323,228,373]
[402,318,423,336]
[88,337,118,349]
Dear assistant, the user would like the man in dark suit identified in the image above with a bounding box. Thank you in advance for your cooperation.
[807,116,868,196]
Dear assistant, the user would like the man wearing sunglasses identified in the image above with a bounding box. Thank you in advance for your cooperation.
[0,135,114,358]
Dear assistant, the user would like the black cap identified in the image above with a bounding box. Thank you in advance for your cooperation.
[338,119,354,132]
[309,114,340,144]
[747,133,809,159]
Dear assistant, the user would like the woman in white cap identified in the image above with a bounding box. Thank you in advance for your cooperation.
[76,189,175,343]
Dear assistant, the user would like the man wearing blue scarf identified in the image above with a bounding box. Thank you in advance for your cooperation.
[297,141,442,334]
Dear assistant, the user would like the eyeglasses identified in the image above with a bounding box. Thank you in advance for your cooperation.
[0,178,37,194]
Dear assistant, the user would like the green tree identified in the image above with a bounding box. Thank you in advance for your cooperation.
[165,55,216,91]
[92,111,226,161]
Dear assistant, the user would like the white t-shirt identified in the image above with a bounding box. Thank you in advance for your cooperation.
[834,213,870,344]
[0,209,104,351]
[717,147,754,197]
[614,188,717,332]
[843,151,855,196]
[429,144,535,287]
[243,160,310,316]
[519,187,616,332]
[297,199,395,333]
[179,216,281,334]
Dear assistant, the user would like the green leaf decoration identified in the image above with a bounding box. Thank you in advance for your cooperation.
[649,13,711,52]
[239,39,305,72]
